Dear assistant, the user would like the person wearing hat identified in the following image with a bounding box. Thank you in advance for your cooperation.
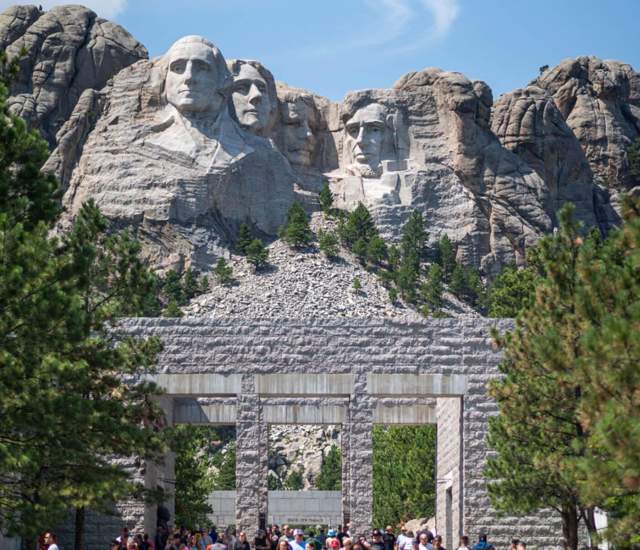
[326,529,337,550]
[291,530,306,550]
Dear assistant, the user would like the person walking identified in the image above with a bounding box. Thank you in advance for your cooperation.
[44,532,60,550]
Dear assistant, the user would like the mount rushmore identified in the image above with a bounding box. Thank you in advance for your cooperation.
[2,4,639,277]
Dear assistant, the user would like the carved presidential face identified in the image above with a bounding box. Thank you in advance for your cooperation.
[281,99,316,167]
[345,103,386,175]
[231,63,274,134]
[165,40,223,115]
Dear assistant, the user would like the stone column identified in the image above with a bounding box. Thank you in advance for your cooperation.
[236,374,267,536]
[146,396,176,535]
[258,404,269,529]
[347,373,373,538]
[341,406,351,527]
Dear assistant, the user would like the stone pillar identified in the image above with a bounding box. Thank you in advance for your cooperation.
[146,397,176,535]
[236,374,267,536]
[258,404,269,529]
[341,406,351,527]
[435,397,463,550]
[347,373,373,538]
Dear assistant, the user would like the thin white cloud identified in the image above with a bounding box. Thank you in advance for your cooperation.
[0,0,128,19]
[293,0,459,59]
[421,0,460,39]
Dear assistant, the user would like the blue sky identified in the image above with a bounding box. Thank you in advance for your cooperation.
[4,0,640,100]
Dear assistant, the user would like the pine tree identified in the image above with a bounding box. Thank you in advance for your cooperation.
[338,202,378,247]
[352,237,368,264]
[318,230,339,259]
[316,445,342,490]
[236,223,253,255]
[245,238,269,271]
[372,426,436,527]
[352,277,362,292]
[449,263,465,298]
[570,197,640,545]
[284,466,305,490]
[280,202,313,248]
[213,257,234,285]
[486,205,599,550]
[0,56,167,545]
[437,234,456,282]
[400,211,427,262]
[319,182,334,213]
[214,442,237,490]
[421,264,443,310]
[367,235,388,266]
[486,265,538,318]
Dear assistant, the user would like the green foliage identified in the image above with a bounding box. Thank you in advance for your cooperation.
[449,263,465,297]
[628,137,640,181]
[400,211,427,263]
[319,183,334,213]
[246,238,269,270]
[387,245,401,271]
[367,235,388,266]
[372,425,436,528]
[318,230,340,259]
[388,287,398,303]
[352,238,368,264]
[213,442,237,491]
[486,265,538,318]
[159,267,208,315]
[421,264,443,311]
[352,277,362,291]
[171,426,236,528]
[284,466,305,490]
[0,201,166,539]
[437,234,456,282]
[338,202,378,247]
[316,444,342,490]
[268,474,283,490]
[236,223,253,255]
[0,61,167,541]
[280,203,313,249]
[486,205,601,549]
[213,257,234,286]
[569,197,640,545]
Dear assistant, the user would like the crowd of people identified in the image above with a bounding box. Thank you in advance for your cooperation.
[94,524,529,550]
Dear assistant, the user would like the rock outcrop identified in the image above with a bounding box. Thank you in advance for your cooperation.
[1,6,638,278]
[532,57,640,191]
[0,4,147,147]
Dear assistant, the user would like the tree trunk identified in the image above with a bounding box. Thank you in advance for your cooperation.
[74,506,85,550]
[583,506,599,549]
[561,505,579,550]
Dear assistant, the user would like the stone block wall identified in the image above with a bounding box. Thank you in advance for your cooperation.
[85,317,567,550]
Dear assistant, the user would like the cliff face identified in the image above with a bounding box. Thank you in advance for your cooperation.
[1,5,638,276]
[0,4,147,147]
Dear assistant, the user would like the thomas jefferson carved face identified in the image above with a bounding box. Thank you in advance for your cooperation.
[231,63,274,134]
[345,103,386,176]
[281,98,316,168]
[165,39,224,115]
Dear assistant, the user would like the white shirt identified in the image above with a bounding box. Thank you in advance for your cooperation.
[397,535,413,550]
[49,545,60,550]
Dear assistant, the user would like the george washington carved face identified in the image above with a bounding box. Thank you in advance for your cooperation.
[164,36,228,116]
